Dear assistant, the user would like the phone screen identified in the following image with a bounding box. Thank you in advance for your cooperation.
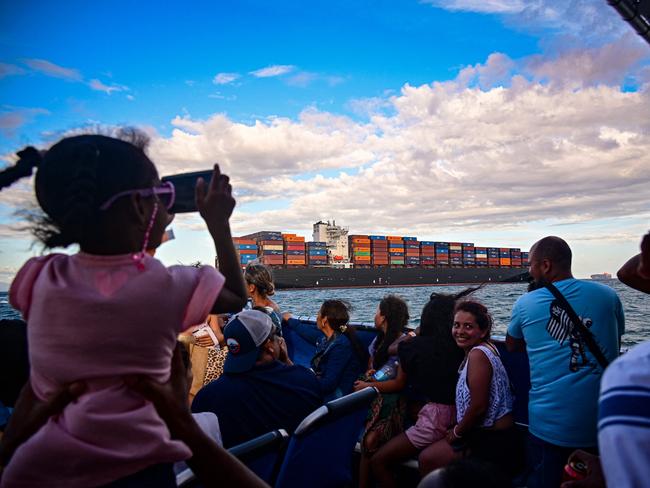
[161,170,213,213]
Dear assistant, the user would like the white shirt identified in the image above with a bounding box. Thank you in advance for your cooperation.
[598,341,650,487]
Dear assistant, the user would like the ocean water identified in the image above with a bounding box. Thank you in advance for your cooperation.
[1,280,648,348]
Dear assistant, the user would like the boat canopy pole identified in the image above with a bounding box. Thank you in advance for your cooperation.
[609,0,650,44]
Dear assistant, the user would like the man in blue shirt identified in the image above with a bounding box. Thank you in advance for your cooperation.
[192,310,323,447]
[506,236,624,488]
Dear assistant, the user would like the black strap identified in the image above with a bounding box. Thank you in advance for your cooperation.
[544,283,610,370]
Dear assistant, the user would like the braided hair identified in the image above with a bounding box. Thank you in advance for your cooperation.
[17,130,158,248]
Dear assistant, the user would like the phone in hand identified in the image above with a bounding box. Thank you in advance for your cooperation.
[161,170,213,213]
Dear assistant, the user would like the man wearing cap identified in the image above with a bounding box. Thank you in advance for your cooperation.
[191,309,323,447]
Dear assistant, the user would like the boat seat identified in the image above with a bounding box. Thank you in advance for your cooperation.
[175,429,289,487]
[273,386,378,488]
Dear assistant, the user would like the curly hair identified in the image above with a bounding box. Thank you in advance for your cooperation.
[454,300,493,340]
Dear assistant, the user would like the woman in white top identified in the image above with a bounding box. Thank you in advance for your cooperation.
[418,300,516,478]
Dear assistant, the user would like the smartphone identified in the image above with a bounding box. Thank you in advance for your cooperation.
[161,170,213,213]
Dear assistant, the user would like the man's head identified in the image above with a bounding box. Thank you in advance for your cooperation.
[528,236,573,286]
[222,309,278,373]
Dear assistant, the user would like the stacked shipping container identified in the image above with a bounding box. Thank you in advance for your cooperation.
[232,237,258,268]
[462,243,475,266]
[420,241,435,266]
[283,234,306,265]
[404,236,420,266]
[307,241,328,266]
[238,229,528,269]
[435,242,450,265]
[241,231,284,267]
[369,235,389,266]
[475,247,488,267]
[388,236,405,266]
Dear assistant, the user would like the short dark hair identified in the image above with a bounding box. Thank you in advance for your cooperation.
[531,236,572,270]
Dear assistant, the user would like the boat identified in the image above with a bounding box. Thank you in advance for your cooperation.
[270,264,529,289]
[590,272,614,281]
[233,220,530,289]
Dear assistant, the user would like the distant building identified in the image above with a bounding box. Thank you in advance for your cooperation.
[313,220,350,265]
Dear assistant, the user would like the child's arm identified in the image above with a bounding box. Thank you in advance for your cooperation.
[195,164,248,314]
[126,345,267,488]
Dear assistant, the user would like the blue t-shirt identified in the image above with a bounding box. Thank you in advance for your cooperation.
[191,361,323,447]
[508,278,624,447]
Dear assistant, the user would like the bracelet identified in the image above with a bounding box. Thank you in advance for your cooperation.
[453,425,463,438]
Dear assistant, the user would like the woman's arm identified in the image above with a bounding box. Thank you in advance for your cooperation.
[283,318,323,345]
[450,348,492,439]
[195,165,248,314]
[354,363,407,394]
[387,332,415,356]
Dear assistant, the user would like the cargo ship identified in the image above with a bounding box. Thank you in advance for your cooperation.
[233,221,529,290]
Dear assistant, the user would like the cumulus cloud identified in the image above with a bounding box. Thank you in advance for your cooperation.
[0,62,26,78]
[88,78,129,94]
[23,58,82,81]
[0,107,50,136]
[250,64,295,78]
[213,72,240,84]
[140,50,650,239]
[422,0,525,14]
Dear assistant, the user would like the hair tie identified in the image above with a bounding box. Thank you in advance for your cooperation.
[339,324,348,333]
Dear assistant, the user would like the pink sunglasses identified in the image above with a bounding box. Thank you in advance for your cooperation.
[99,181,176,211]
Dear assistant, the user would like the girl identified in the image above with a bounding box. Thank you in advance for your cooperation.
[285,300,368,401]
[3,133,247,487]
[418,300,515,477]
[356,295,410,488]
[364,289,474,488]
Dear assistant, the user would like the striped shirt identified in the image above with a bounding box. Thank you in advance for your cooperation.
[598,341,650,487]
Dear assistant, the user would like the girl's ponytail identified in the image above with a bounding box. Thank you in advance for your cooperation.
[0,147,42,191]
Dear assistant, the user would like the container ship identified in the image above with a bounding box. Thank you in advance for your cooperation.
[233,221,529,289]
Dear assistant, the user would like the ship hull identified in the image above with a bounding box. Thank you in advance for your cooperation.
[271,266,529,289]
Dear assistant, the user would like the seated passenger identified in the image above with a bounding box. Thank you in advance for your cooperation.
[418,301,515,477]
[366,290,472,488]
[245,263,282,331]
[191,310,323,447]
[285,300,368,401]
[355,295,410,488]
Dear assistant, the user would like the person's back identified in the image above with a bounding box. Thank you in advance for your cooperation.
[192,310,323,448]
[510,278,623,446]
[192,360,322,447]
[507,236,624,488]
[399,335,463,405]
[2,134,247,487]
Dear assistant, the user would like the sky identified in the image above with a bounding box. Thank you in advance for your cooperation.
[1,0,650,288]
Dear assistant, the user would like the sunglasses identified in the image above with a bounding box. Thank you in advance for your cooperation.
[99,181,176,211]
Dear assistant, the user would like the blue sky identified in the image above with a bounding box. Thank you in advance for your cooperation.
[1,0,650,286]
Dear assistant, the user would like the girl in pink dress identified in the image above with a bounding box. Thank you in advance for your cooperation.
[3,133,247,487]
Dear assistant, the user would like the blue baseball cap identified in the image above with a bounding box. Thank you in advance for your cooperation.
[223,309,273,373]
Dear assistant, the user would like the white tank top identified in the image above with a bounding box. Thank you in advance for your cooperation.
[456,343,513,427]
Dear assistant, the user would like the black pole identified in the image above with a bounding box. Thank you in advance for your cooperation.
[608,0,650,45]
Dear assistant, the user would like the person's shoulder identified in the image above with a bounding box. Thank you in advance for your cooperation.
[602,342,650,390]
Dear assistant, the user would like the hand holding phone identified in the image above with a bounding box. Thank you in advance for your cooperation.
[161,170,213,214]
[195,164,235,227]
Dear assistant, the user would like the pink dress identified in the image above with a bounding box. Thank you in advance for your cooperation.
[3,252,224,487]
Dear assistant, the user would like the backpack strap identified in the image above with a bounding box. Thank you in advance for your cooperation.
[544,283,610,370]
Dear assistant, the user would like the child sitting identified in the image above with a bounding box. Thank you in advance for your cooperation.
[3,132,247,487]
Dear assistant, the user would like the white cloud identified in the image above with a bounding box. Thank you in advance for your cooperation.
[143,53,650,241]
[0,62,26,78]
[23,58,82,81]
[0,107,50,136]
[213,72,240,85]
[250,64,295,78]
[286,72,318,87]
[88,79,129,94]
[126,94,135,101]
[422,0,525,14]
